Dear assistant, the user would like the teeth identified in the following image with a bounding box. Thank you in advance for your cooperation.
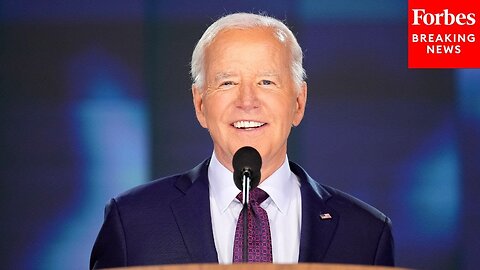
[233,121,265,129]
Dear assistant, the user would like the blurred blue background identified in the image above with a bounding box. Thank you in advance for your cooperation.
[1,1,479,270]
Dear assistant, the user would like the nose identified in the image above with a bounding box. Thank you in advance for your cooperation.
[235,83,260,111]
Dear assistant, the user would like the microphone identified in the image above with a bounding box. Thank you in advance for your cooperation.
[232,146,262,196]
[232,146,262,263]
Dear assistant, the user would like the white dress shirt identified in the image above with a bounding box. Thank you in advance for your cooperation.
[208,152,302,263]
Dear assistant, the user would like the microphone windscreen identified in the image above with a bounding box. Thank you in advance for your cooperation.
[232,146,262,190]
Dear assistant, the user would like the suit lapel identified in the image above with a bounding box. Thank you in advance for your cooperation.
[170,160,218,263]
[169,159,338,263]
[290,162,339,262]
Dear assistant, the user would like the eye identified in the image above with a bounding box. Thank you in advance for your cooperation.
[219,81,237,87]
[221,81,234,85]
[258,79,275,86]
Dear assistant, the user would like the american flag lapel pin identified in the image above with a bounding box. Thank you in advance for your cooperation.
[319,213,332,220]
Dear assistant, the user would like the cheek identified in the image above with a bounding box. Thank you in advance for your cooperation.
[277,96,297,118]
[203,97,228,123]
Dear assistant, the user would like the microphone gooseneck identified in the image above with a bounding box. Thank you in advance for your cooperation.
[232,146,262,263]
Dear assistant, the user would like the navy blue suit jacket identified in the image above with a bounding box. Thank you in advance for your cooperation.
[90,159,394,269]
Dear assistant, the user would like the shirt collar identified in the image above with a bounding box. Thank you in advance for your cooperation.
[208,151,297,214]
[258,156,297,214]
[208,152,241,212]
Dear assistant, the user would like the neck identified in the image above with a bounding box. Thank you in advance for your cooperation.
[212,149,287,183]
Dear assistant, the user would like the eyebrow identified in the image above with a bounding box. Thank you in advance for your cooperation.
[214,72,237,82]
[258,71,280,77]
[212,71,281,84]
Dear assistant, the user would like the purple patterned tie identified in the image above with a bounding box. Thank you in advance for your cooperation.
[233,188,272,263]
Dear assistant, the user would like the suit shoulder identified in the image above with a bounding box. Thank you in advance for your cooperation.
[291,160,390,225]
[113,174,183,206]
[322,185,390,225]
[111,159,209,208]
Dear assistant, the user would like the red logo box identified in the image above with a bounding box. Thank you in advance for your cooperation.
[408,0,480,68]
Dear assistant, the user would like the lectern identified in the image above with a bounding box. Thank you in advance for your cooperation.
[107,263,409,270]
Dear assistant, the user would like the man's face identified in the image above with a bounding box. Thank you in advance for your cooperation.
[192,27,307,180]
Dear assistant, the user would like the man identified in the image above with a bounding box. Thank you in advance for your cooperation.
[90,13,394,269]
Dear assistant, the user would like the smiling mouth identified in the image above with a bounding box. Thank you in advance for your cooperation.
[232,120,266,130]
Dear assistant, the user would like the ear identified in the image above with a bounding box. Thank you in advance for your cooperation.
[192,84,208,129]
[292,81,307,127]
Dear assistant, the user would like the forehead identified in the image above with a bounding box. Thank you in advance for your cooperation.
[204,28,290,74]
[208,27,286,50]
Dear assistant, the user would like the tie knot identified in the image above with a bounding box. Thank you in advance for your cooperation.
[236,188,269,204]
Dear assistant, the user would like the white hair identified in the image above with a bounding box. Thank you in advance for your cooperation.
[190,12,306,91]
